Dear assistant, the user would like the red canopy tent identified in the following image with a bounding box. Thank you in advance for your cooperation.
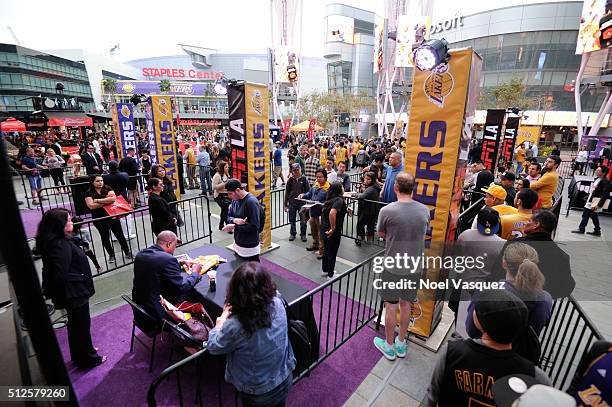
[1,117,26,132]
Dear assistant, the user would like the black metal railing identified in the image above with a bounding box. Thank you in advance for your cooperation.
[557,160,596,179]
[270,188,290,230]
[342,196,386,247]
[37,174,149,215]
[146,251,383,406]
[16,167,76,209]
[454,196,486,239]
[73,194,213,278]
[538,296,604,390]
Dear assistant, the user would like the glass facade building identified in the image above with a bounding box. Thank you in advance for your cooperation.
[0,43,95,115]
[430,1,602,112]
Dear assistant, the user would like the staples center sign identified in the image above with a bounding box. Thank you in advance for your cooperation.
[142,67,223,80]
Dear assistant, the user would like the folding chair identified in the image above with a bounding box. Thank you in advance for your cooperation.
[122,295,163,372]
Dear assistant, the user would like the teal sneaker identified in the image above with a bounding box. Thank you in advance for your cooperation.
[394,337,407,358]
[373,337,396,361]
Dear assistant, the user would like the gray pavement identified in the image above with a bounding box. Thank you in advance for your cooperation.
[9,156,612,406]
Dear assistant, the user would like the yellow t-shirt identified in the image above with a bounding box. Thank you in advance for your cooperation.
[530,170,559,209]
[352,142,361,155]
[500,212,532,240]
[186,148,196,165]
[515,148,525,163]
[320,148,328,166]
[335,147,347,164]
[492,204,518,216]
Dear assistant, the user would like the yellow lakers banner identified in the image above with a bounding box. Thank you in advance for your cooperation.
[148,96,180,199]
[244,83,271,249]
[404,49,482,337]
[517,126,540,147]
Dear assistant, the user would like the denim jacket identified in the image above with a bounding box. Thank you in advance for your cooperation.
[301,186,328,217]
[207,296,296,395]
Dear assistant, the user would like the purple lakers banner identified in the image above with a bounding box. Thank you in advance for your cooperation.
[103,80,217,97]
[144,103,158,165]
[111,103,138,161]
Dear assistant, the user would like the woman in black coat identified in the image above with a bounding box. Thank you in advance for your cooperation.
[36,208,106,368]
[354,172,381,246]
[147,177,177,236]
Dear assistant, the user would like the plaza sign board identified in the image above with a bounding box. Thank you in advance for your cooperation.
[102,80,222,97]
[141,67,224,80]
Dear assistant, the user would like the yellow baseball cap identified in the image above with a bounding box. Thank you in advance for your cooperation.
[482,183,507,201]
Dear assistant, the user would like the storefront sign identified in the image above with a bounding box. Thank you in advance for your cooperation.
[500,116,521,165]
[111,103,137,161]
[177,119,222,126]
[430,15,464,34]
[228,82,272,250]
[47,116,93,127]
[147,96,180,198]
[480,109,505,172]
[142,68,223,80]
[103,80,220,97]
[404,49,481,337]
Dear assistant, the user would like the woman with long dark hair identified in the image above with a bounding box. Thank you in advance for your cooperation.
[320,181,347,279]
[150,164,182,223]
[212,160,231,230]
[84,175,132,263]
[354,172,381,246]
[36,208,106,368]
[146,177,177,236]
[207,262,295,406]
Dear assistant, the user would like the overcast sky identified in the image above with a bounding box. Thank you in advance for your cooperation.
[0,0,574,61]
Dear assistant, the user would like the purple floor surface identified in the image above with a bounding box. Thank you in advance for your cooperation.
[55,254,380,406]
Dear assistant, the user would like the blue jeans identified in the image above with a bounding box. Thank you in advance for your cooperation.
[579,208,601,232]
[239,374,292,407]
[288,204,307,237]
[199,166,212,193]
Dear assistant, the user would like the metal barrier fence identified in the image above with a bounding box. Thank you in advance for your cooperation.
[270,188,290,230]
[342,196,386,247]
[557,160,595,179]
[74,194,213,278]
[146,250,383,406]
[17,167,75,209]
[37,174,149,215]
[538,296,604,390]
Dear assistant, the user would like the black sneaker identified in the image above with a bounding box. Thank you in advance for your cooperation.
[355,239,362,246]
[587,231,602,236]
[571,230,585,234]
[289,235,296,241]
[300,236,307,242]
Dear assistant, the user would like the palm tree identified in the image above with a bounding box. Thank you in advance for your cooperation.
[102,78,118,109]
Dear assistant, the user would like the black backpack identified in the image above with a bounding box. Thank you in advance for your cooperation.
[280,295,312,377]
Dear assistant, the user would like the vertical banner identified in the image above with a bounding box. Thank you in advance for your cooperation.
[282,118,291,142]
[308,118,317,142]
[228,82,272,250]
[148,96,180,199]
[110,105,123,161]
[404,49,482,337]
[111,103,137,160]
[480,109,505,172]
[395,15,431,67]
[500,116,520,166]
[144,103,158,165]
[373,16,386,73]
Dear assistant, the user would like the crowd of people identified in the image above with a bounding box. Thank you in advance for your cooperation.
[27,126,612,407]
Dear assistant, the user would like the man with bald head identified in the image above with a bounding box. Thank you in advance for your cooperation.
[381,151,404,203]
[132,231,202,325]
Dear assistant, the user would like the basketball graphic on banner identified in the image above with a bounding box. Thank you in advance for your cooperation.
[423,65,454,108]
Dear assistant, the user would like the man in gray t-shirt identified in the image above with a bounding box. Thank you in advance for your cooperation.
[374,172,430,362]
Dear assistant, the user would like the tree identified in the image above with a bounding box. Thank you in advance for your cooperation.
[478,77,551,111]
[159,79,171,94]
[102,78,118,106]
[297,90,376,130]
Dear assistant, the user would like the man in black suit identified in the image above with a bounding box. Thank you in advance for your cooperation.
[102,160,128,200]
[488,210,575,299]
[572,165,611,236]
[82,144,103,175]
[119,147,140,207]
[132,231,202,325]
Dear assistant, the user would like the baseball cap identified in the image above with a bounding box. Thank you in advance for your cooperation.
[493,379,576,407]
[291,163,301,171]
[476,207,501,236]
[473,289,527,344]
[501,172,516,181]
[225,179,242,192]
[482,183,508,201]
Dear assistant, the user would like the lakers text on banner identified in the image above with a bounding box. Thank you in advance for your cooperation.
[245,83,271,249]
[148,96,180,199]
[144,102,158,165]
[404,48,482,337]
[112,103,137,159]
[480,109,506,172]
[500,116,521,165]
[111,105,123,161]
